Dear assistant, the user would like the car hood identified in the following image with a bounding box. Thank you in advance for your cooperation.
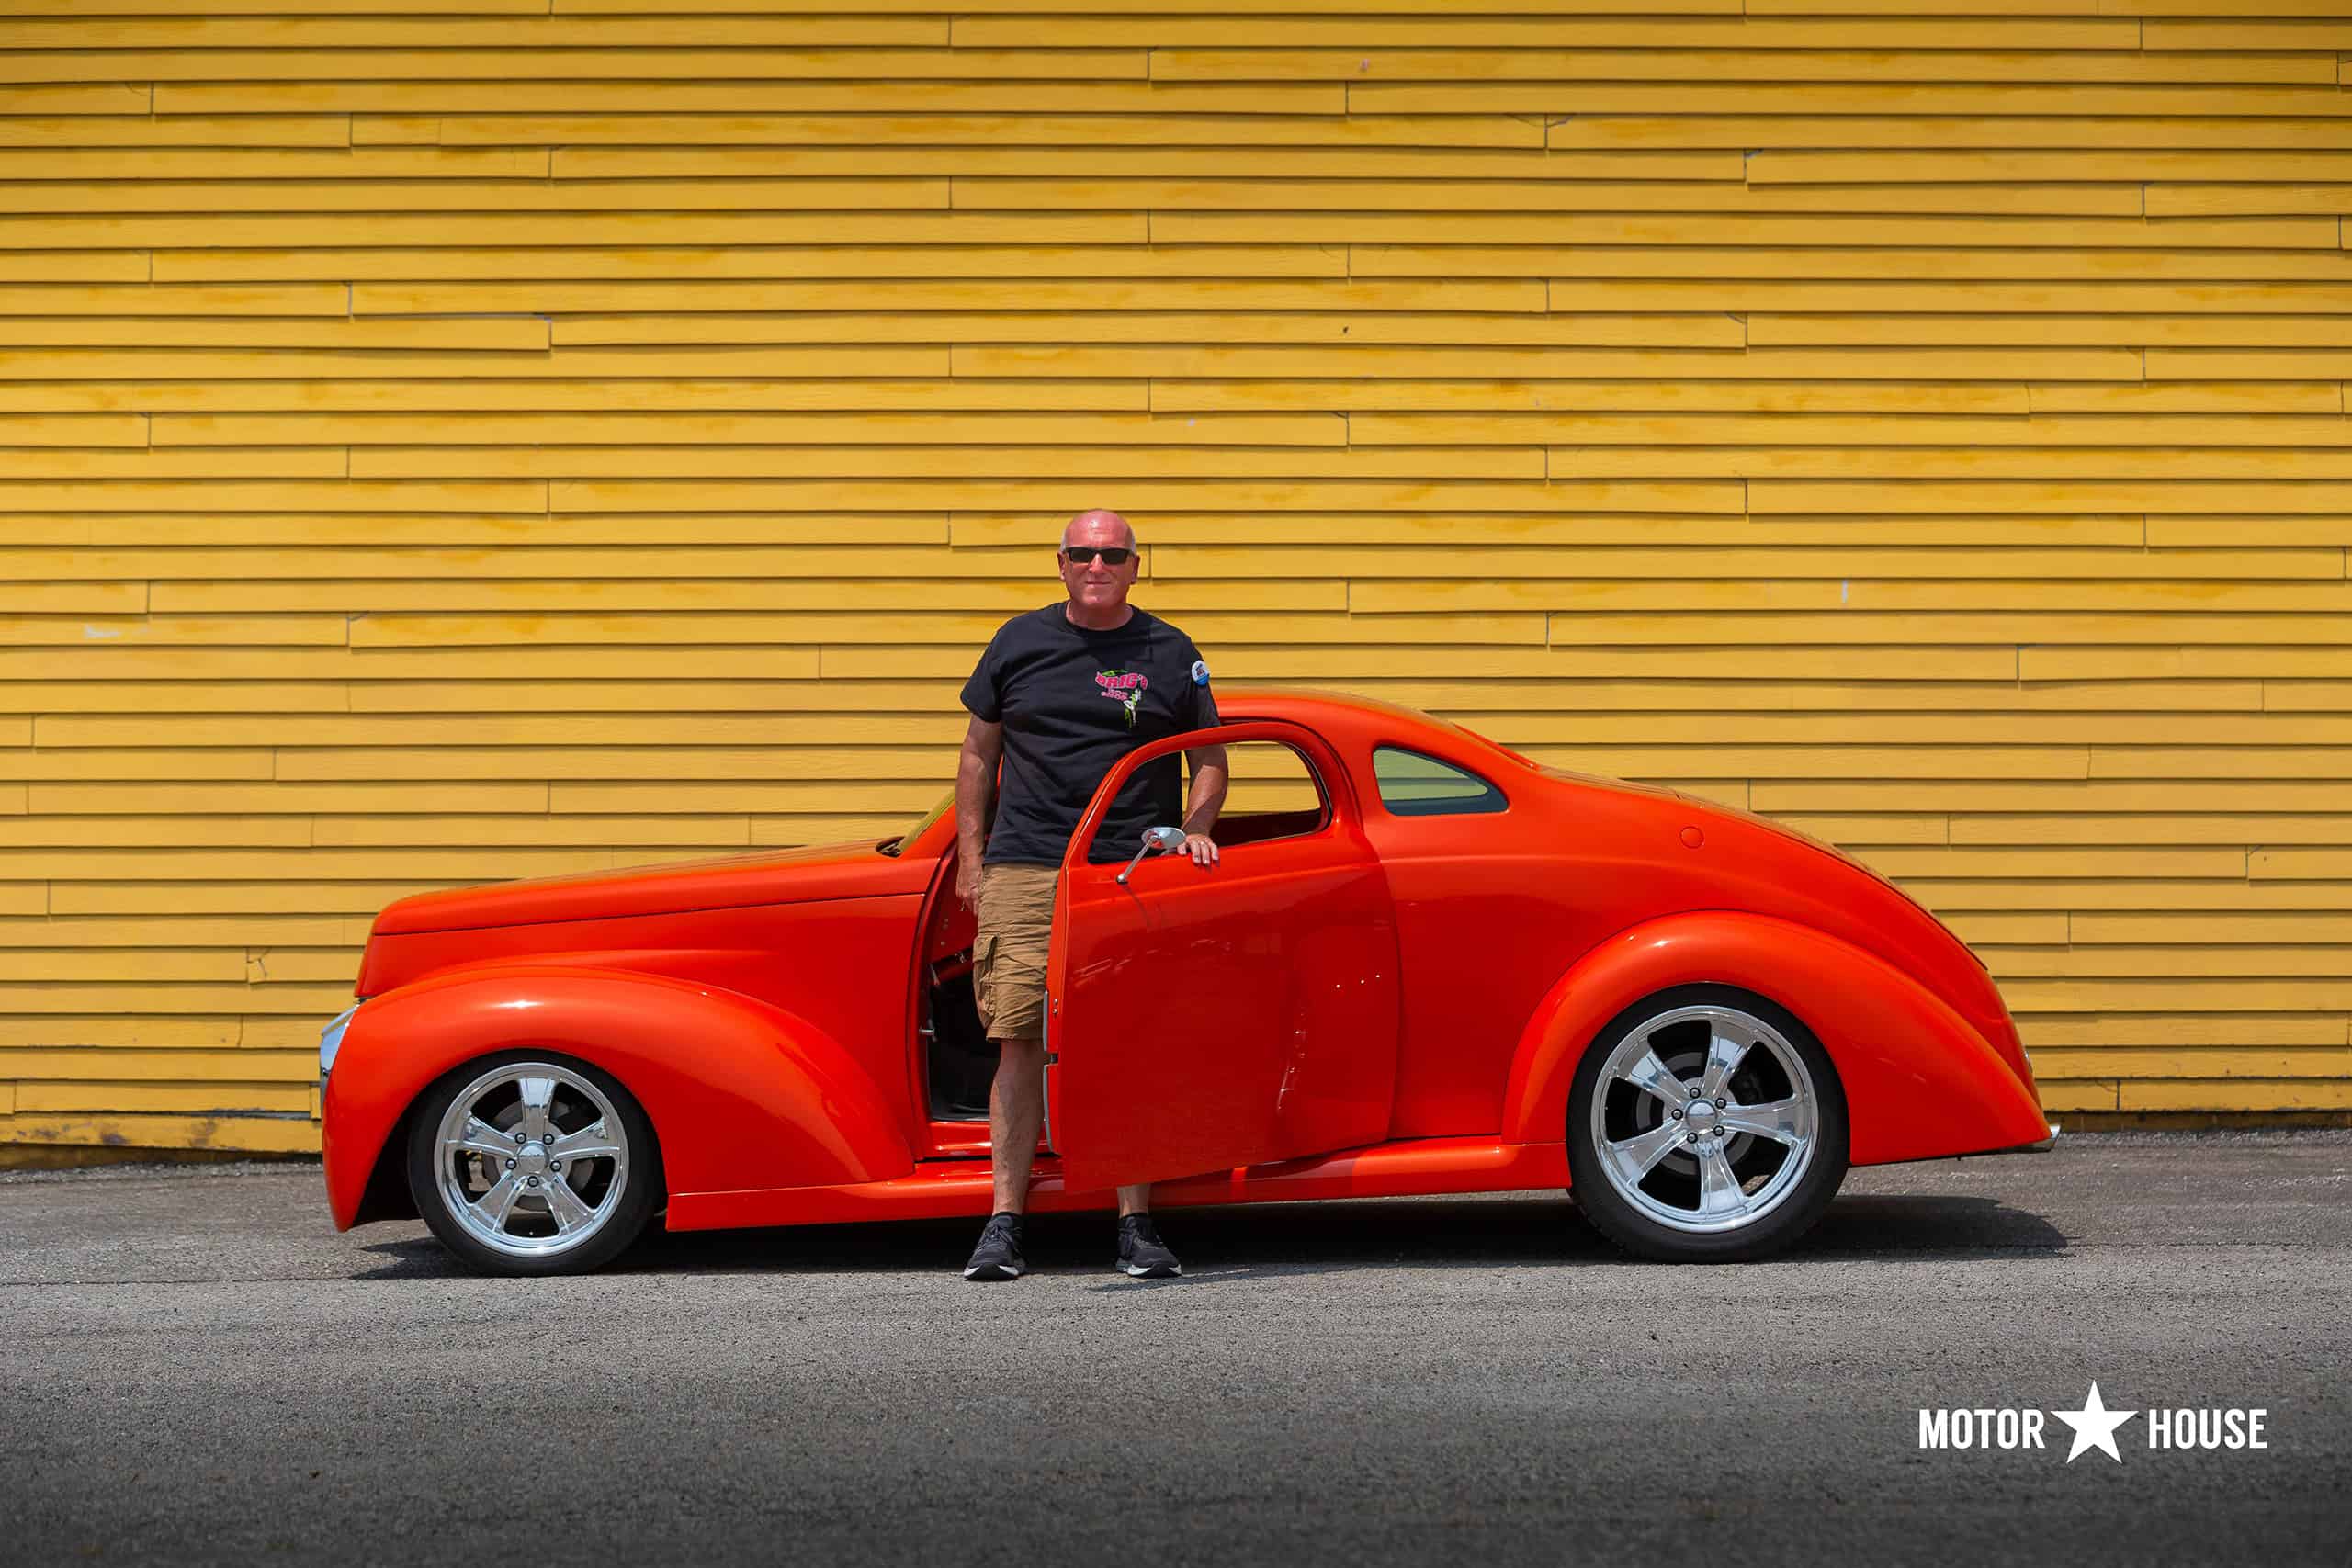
[369,838,938,936]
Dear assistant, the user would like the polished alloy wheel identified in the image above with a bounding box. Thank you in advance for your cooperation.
[429,1060,631,1259]
[1588,1002,1819,1235]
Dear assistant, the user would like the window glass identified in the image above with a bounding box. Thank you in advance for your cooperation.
[1082,739,1329,862]
[1209,741,1329,847]
[1373,746,1508,817]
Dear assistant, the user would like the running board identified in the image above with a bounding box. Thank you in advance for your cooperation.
[666,1135,1571,1233]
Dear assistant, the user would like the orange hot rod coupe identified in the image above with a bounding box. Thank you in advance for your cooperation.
[319,689,2054,1276]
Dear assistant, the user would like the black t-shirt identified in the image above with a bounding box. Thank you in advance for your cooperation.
[960,604,1221,866]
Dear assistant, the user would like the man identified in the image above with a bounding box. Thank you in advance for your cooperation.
[954,508,1229,1281]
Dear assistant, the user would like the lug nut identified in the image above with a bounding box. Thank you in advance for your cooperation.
[1687,1086,1701,1099]
[548,1160,562,1173]
[514,1130,526,1144]
[504,1157,515,1169]
[1715,1100,1727,1111]
[1670,1109,1683,1121]
[526,1176,540,1188]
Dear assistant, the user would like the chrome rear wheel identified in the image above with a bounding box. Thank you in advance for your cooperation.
[1589,1002,1820,1235]
[1568,987,1848,1262]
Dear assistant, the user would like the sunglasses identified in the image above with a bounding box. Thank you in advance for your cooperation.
[1060,546,1134,565]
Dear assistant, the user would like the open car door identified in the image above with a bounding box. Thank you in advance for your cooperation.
[1045,718,1401,1192]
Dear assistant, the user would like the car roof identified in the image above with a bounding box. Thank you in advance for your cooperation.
[1217,685,1443,734]
[1215,685,1521,766]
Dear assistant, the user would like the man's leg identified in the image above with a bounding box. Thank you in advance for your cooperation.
[964,1035,1039,1281]
[989,1035,1044,1214]
[963,864,1049,1280]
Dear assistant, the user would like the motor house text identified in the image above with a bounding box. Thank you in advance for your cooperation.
[1918,1407,2269,1450]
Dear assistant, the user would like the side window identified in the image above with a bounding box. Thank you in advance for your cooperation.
[1374,746,1508,817]
[1210,740,1329,849]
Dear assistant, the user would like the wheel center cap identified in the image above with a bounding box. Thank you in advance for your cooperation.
[518,1141,549,1175]
[1686,1102,1720,1136]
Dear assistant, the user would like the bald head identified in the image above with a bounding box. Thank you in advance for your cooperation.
[1057,507,1140,627]
[1062,508,1136,551]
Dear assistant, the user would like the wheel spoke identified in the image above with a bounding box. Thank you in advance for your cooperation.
[550,1123,623,1163]
[1695,1145,1747,1217]
[1719,1096,1808,1146]
[475,1170,524,1230]
[516,1076,557,1141]
[540,1175,594,1235]
[1602,1119,1688,1189]
[1619,1047,1689,1111]
[452,1117,518,1162]
[1698,1021,1752,1102]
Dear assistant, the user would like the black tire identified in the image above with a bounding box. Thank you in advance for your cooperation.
[1566,984,1849,1263]
[404,1049,662,1277]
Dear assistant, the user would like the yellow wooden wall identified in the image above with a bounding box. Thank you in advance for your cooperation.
[2,1,2347,1155]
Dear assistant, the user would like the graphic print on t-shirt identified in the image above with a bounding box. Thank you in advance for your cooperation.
[1095,668,1148,728]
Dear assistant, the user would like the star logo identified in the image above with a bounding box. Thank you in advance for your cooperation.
[2052,1382,2138,1464]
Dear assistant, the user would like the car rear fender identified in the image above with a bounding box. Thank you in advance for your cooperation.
[322,964,912,1231]
[1499,911,2050,1168]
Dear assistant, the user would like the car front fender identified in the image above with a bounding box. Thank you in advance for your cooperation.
[1499,911,2050,1168]
[322,964,912,1231]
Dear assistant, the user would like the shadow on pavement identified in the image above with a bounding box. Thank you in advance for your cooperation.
[1797,1193,2068,1258]
[353,1190,2063,1280]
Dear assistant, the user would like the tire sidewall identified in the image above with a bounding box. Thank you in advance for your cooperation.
[404,1048,662,1277]
[1566,983,1850,1263]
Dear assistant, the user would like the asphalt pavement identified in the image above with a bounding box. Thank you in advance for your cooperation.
[3,1132,2349,1566]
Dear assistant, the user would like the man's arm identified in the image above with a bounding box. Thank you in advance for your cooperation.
[956,715,1003,910]
[1179,743,1229,867]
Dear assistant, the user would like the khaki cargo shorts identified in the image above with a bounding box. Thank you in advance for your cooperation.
[974,863,1059,1043]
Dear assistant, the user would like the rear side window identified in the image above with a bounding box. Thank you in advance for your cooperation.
[1373,747,1508,817]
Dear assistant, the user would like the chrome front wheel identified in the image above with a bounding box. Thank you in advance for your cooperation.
[406,1053,659,1275]
[1567,987,1848,1262]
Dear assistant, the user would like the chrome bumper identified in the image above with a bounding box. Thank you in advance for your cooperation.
[318,1000,364,1088]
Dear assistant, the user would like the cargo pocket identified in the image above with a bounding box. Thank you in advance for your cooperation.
[971,932,998,1032]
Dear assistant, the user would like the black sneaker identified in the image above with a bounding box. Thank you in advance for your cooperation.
[1114,1213,1182,1279]
[962,1211,1028,1281]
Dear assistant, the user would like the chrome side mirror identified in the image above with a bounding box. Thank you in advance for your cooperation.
[1115,825,1188,885]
